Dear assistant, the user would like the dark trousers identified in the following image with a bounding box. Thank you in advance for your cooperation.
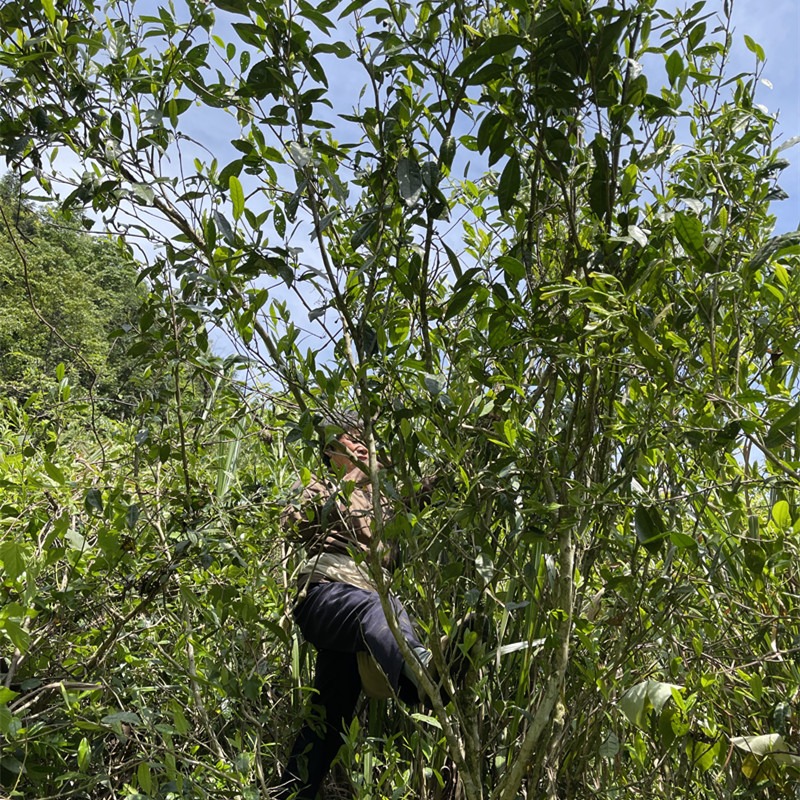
[277,582,422,800]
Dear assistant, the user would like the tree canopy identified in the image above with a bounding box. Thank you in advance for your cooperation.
[0,0,799,798]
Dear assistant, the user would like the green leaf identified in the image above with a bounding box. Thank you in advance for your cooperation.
[771,500,792,529]
[439,135,456,169]
[764,403,800,449]
[0,540,26,580]
[746,231,800,275]
[453,35,522,78]
[172,703,189,734]
[673,211,706,261]
[397,157,423,206]
[0,705,16,736]
[476,552,495,585]
[126,504,140,530]
[686,738,716,772]
[44,459,66,485]
[444,285,476,321]
[137,761,152,794]
[743,34,765,62]
[423,373,445,395]
[599,731,620,759]
[211,0,250,15]
[2,619,30,652]
[498,153,521,212]
[78,737,91,772]
[41,0,56,23]
[744,542,766,574]
[634,505,666,553]
[314,42,353,59]
[665,51,683,85]
[130,183,155,205]
[84,488,104,515]
[288,142,313,168]
[229,175,244,220]
[620,680,684,729]
[731,733,800,771]
[498,255,526,284]
[214,211,235,244]
[669,531,695,548]
[410,712,442,728]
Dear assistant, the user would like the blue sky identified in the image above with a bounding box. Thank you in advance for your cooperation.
[723,0,799,234]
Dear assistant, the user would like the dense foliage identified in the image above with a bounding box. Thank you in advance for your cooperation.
[0,176,146,409]
[1,0,799,798]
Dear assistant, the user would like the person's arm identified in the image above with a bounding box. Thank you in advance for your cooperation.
[281,479,336,545]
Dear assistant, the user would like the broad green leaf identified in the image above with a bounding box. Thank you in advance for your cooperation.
[78,737,91,772]
[453,34,523,78]
[498,255,526,284]
[43,459,66,485]
[620,680,683,729]
[665,51,683,85]
[599,731,620,758]
[744,542,766,574]
[410,713,441,728]
[172,704,189,735]
[138,761,152,794]
[397,157,423,206]
[476,552,494,586]
[746,231,800,275]
[439,135,456,169]
[777,135,800,153]
[686,738,716,772]
[659,705,689,746]
[743,34,765,61]
[211,0,250,15]
[288,142,312,168]
[771,500,791,529]
[126,504,140,530]
[731,733,800,772]
[2,619,30,652]
[244,60,282,99]
[41,0,56,22]
[84,488,104,514]
[669,531,695,548]
[423,373,445,395]
[130,183,154,205]
[229,175,244,220]
[0,540,26,580]
[619,681,649,728]
[673,211,705,260]
[498,153,520,212]
[628,225,648,247]
[764,403,800,449]
[634,505,666,553]
[0,705,15,736]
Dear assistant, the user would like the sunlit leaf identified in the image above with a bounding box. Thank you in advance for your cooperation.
[397,157,423,206]
[771,500,791,529]
[229,175,244,220]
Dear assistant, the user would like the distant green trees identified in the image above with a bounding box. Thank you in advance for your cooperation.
[0,175,144,406]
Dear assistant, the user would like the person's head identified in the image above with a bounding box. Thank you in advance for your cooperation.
[327,430,369,475]
[317,411,368,474]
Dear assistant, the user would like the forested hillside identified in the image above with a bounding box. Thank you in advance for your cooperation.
[0,0,799,798]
